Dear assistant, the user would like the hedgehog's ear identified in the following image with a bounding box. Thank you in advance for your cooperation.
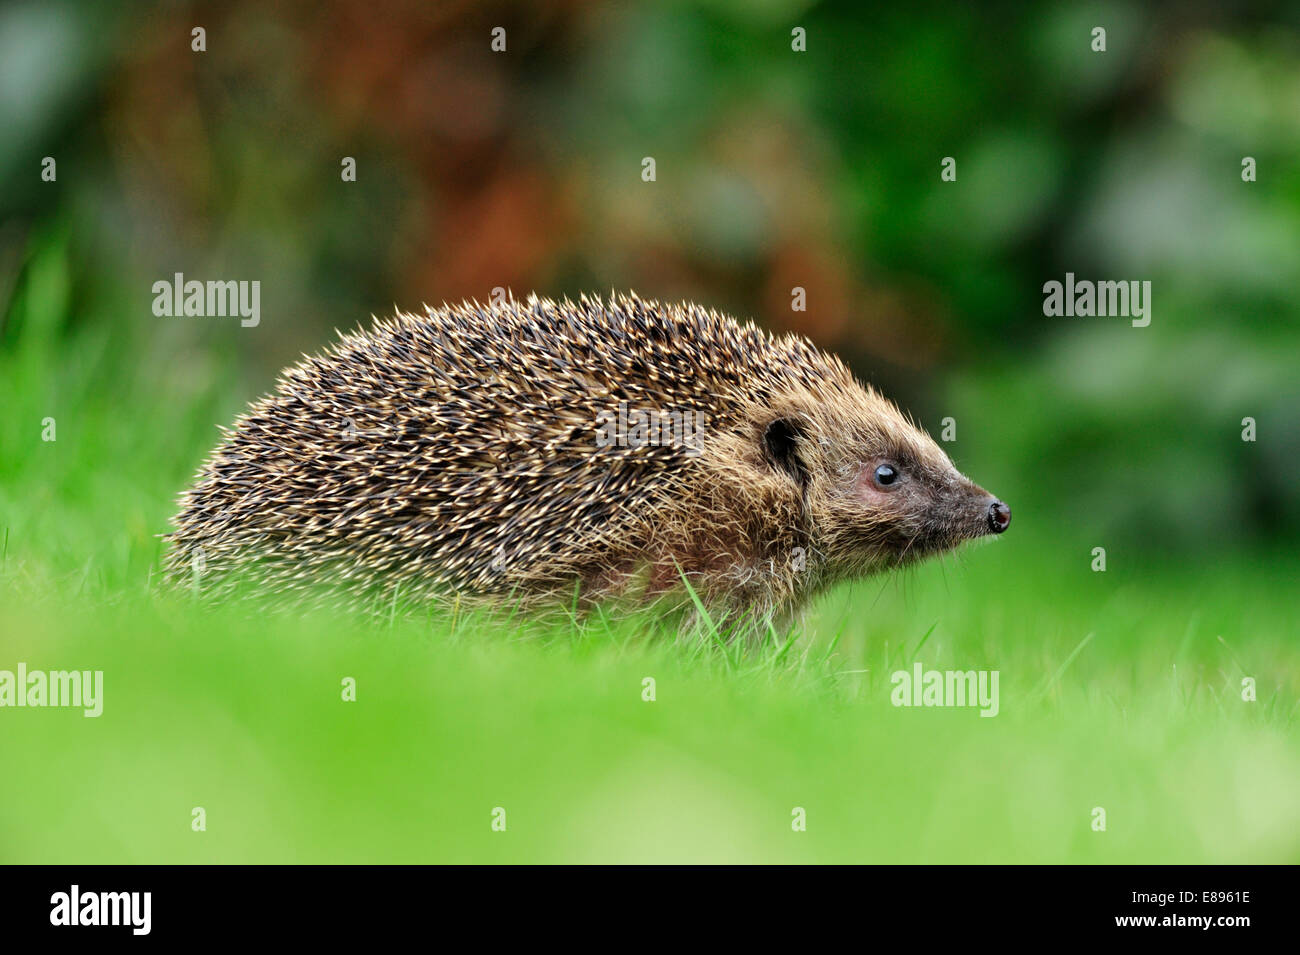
[763,418,808,491]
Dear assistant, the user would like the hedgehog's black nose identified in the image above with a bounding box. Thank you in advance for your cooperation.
[987,501,1011,534]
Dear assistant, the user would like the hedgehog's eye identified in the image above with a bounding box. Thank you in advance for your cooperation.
[874,464,899,487]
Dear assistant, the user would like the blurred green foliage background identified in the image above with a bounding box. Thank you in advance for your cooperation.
[2,0,1297,565]
[1,0,1298,866]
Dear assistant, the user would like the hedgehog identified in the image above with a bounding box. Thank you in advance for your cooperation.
[164,292,1010,630]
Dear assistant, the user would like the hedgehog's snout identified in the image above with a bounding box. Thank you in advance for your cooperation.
[949,475,1010,539]
[987,499,1011,534]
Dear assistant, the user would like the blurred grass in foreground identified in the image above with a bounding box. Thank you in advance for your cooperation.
[1,537,1297,864]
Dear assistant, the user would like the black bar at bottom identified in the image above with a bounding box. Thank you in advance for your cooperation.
[1,864,1287,942]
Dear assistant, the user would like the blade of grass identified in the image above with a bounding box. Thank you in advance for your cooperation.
[1031,632,1095,704]
[908,621,938,661]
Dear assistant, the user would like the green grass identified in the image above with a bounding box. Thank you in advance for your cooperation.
[2,235,1298,863]
[2,522,1297,863]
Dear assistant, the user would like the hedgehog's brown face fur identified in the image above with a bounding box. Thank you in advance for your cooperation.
[686,375,1010,619]
[753,390,1009,583]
